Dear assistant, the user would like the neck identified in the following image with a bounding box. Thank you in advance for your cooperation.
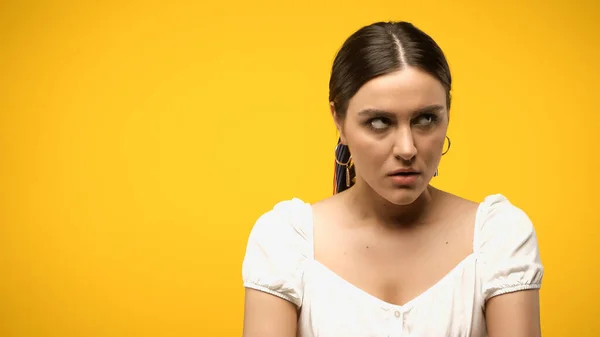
[345,181,438,228]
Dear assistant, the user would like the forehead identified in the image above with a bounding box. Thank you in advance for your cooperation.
[346,67,447,115]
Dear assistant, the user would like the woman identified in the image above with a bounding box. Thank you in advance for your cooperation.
[241,21,544,337]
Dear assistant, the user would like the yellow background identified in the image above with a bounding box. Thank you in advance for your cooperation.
[1,1,599,336]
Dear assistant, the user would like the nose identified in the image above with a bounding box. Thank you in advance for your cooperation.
[392,127,417,161]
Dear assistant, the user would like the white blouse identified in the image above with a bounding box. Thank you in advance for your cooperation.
[241,194,544,337]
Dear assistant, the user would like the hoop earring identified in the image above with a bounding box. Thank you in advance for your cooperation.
[442,136,451,156]
[435,136,451,177]
[335,144,353,187]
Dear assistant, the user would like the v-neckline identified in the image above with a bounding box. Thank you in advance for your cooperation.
[302,197,488,312]
[311,253,475,312]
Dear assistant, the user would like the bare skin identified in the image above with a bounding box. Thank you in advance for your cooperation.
[312,186,478,308]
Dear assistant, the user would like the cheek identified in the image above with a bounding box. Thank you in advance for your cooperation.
[347,129,392,171]
[417,133,446,162]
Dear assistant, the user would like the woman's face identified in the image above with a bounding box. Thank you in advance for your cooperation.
[334,67,449,205]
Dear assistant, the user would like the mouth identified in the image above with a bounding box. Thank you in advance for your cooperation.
[388,170,420,185]
[388,169,420,176]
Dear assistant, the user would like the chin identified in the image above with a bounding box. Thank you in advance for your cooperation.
[380,188,423,206]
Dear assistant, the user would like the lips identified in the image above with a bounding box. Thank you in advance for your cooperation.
[388,169,420,186]
[388,169,420,176]
[390,171,418,176]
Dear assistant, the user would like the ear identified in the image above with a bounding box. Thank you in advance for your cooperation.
[330,102,347,144]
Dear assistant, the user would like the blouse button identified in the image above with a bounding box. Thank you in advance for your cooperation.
[394,310,401,318]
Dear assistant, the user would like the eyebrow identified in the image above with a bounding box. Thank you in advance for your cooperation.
[358,104,445,117]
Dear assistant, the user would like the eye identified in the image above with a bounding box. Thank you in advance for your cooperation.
[369,118,390,130]
[413,114,438,126]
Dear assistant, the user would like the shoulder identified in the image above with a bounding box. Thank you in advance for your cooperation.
[439,191,480,217]
[475,194,537,246]
[474,194,544,301]
[241,198,313,307]
[248,198,313,244]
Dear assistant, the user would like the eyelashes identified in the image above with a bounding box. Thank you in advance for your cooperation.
[414,113,438,126]
[364,113,439,132]
[368,118,390,130]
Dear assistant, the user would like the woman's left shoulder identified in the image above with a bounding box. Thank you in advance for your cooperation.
[474,193,544,300]
[476,194,535,235]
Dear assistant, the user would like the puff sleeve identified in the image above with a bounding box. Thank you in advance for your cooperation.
[241,198,312,308]
[476,195,544,302]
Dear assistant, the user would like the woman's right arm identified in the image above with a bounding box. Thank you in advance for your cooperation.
[242,288,298,337]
